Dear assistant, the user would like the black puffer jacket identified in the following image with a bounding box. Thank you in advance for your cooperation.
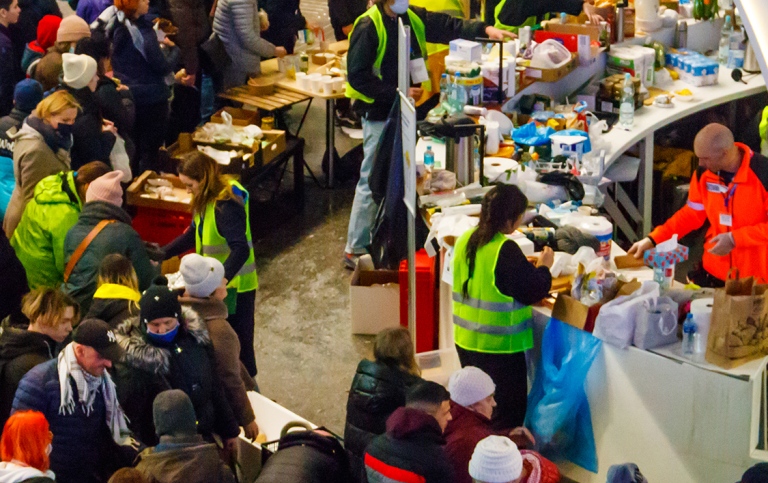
[60,85,116,170]
[256,430,353,483]
[344,360,421,472]
[113,306,240,446]
[86,298,138,329]
[0,321,57,434]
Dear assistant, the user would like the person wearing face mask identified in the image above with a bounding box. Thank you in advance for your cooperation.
[59,53,118,170]
[3,90,79,238]
[0,410,56,483]
[0,288,80,437]
[113,277,241,453]
[444,367,559,483]
[12,318,139,483]
[343,0,515,269]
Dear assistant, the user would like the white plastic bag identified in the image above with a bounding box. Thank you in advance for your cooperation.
[593,281,660,348]
[530,40,572,69]
[633,296,679,350]
[109,133,132,182]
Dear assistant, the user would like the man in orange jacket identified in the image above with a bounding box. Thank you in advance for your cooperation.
[629,123,768,286]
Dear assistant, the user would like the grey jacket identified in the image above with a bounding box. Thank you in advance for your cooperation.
[212,0,276,75]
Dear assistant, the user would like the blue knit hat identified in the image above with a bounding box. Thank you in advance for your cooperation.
[13,79,44,113]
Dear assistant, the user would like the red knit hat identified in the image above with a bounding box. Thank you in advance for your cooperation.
[86,171,124,207]
[37,15,62,51]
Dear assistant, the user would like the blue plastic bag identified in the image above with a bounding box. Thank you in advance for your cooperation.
[512,122,555,146]
[525,319,602,473]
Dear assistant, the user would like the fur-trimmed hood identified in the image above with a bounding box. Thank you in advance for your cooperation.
[116,305,211,375]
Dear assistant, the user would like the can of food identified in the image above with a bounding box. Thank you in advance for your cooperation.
[261,116,275,131]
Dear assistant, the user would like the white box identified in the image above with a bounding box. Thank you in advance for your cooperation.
[416,348,461,387]
[449,39,482,63]
[350,265,401,335]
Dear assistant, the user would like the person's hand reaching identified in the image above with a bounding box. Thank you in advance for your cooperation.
[508,426,536,448]
[242,420,259,442]
[628,237,654,259]
[484,26,516,40]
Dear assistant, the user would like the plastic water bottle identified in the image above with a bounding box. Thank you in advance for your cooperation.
[423,146,435,170]
[439,74,449,107]
[619,73,634,129]
[682,313,697,356]
[719,15,732,65]
[452,73,467,112]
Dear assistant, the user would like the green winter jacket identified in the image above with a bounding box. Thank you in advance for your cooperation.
[10,171,81,289]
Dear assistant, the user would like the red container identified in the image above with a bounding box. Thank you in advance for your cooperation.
[399,249,438,354]
[533,30,579,52]
[132,206,192,246]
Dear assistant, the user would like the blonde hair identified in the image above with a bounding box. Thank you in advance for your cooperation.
[374,327,421,377]
[97,254,140,292]
[34,90,80,121]
[177,151,240,215]
[21,288,80,329]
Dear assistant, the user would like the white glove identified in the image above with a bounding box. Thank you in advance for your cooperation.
[708,233,735,256]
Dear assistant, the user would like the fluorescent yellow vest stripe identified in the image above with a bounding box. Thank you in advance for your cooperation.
[345,6,432,103]
[194,180,258,293]
[493,0,540,33]
[760,106,768,157]
[452,229,533,354]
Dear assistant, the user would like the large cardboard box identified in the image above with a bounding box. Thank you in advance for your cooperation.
[552,279,641,332]
[350,265,401,335]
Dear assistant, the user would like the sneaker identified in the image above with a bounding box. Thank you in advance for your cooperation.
[343,252,361,270]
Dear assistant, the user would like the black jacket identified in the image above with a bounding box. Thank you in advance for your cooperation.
[86,297,138,329]
[94,76,135,137]
[485,0,583,27]
[347,5,486,121]
[327,0,367,41]
[495,240,552,305]
[0,108,28,159]
[344,360,421,463]
[61,85,117,170]
[113,307,240,446]
[256,430,353,483]
[0,221,28,324]
[364,407,454,483]
[0,26,15,117]
[260,0,305,54]
[0,322,57,434]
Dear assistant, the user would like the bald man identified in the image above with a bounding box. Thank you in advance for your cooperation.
[629,123,768,286]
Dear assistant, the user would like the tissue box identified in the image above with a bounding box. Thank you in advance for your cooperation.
[449,39,482,63]
[643,244,689,268]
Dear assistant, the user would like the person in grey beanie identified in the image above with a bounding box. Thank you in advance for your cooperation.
[134,389,236,483]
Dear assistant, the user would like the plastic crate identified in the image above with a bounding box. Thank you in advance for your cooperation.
[132,206,192,246]
[399,249,438,354]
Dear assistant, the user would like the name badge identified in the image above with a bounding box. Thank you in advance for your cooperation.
[707,182,727,193]
[410,58,430,85]
[720,214,733,227]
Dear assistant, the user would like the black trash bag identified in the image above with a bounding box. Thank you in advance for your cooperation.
[538,171,585,201]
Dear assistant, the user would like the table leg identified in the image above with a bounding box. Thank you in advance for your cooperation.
[638,133,654,236]
[326,98,336,188]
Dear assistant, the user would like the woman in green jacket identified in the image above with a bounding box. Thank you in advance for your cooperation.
[10,161,110,289]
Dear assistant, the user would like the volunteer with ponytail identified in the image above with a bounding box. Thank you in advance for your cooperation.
[452,184,553,429]
[343,0,514,268]
[162,151,259,378]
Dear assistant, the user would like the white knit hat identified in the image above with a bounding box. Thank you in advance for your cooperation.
[180,254,226,298]
[468,436,523,483]
[448,366,496,407]
[62,53,97,90]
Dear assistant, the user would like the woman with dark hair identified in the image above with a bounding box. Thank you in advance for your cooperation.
[452,184,553,430]
[162,152,259,378]
[344,327,423,478]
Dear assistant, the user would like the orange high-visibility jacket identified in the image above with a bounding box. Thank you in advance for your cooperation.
[650,143,768,283]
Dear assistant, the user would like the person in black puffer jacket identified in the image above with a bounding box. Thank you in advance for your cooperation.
[344,328,422,481]
[255,428,352,483]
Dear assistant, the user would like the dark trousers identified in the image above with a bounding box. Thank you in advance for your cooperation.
[133,101,169,174]
[456,345,528,430]
[228,289,257,377]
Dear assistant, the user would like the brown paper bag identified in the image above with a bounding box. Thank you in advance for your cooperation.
[705,275,768,369]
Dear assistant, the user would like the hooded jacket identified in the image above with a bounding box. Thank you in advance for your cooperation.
[20,15,61,74]
[10,171,82,289]
[212,0,276,76]
[179,296,256,427]
[364,407,454,483]
[0,461,55,483]
[3,120,71,238]
[135,436,235,483]
[86,283,140,328]
[63,201,157,314]
[113,306,240,446]
[0,322,57,435]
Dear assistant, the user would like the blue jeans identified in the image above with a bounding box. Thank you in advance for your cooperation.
[345,117,386,255]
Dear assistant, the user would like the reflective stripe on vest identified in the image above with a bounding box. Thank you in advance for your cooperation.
[760,106,768,157]
[493,0,540,33]
[194,180,258,293]
[345,6,431,103]
[452,229,533,354]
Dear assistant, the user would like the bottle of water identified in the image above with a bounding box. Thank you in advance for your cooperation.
[439,74,449,108]
[452,73,467,112]
[619,73,634,129]
[682,313,697,356]
[423,146,435,170]
[719,15,732,65]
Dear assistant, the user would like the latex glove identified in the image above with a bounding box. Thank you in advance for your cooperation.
[628,237,654,259]
[485,26,516,40]
[243,420,259,442]
[708,232,735,256]
[508,427,536,448]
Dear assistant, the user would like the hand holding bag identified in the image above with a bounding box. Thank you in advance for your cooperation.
[633,296,679,350]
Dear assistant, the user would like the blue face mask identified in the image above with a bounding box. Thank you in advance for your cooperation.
[146,323,180,345]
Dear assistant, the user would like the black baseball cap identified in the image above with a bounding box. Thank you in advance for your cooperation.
[73,319,125,363]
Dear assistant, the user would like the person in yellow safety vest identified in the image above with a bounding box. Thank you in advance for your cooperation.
[485,0,603,34]
[161,151,260,381]
[760,106,768,157]
[410,0,465,55]
[453,184,554,429]
[343,0,514,268]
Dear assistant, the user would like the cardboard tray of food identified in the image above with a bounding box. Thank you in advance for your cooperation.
[126,171,193,213]
[211,107,260,127]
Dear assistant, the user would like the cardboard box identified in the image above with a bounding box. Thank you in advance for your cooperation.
[552,279,641,332]
[126,171,193,213]
[544,21,600,42]
[166,133,250,176]
[350,266,401,335]
[524,54,577,82]
[258,130,287,165]
[211,107,259,127]
[449,39,482,63]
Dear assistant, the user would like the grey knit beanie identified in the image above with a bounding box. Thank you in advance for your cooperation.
[153,389,197,438]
